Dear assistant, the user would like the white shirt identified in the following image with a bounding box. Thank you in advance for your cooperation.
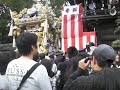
[52,63,57,74]
[0,75,10,90]
[5,56,52,90]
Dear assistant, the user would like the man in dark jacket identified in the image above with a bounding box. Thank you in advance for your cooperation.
[63,44,120,90]
[57,46,79,90]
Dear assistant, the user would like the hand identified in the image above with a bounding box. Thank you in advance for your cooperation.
[78,59,90,70]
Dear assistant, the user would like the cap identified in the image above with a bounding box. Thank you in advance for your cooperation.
[93,44,116,61]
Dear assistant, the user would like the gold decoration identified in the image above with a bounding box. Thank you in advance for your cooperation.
[10,0,63,51]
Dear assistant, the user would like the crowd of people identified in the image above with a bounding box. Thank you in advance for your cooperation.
[0,32,120,90]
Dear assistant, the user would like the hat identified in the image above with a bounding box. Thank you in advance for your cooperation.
[93,44,116,61]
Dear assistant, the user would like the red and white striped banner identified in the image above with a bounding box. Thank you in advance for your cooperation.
[82,32,96,48]
[61,4,96,51]
[61,4,83,51]
[62,31,96,51]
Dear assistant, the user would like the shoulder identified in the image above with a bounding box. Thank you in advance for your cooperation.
[34,64,48,73]
[38,64,47,70]
[35,64,46,70]
[7,59,17,66]
[58,61,67,67]
[64,75,94,90]
[73,75,93,84]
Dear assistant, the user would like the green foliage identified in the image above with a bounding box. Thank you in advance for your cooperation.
[112,39,120,49]
[112,16,120,48]
[0,4,10,34]
[0,0,33,43]
[50,0,65,17]
[0,0,33,12]
[114,16,120,34]
[0,0,66,43]
[114,26,120,34]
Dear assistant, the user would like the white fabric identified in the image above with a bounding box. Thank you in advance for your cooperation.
[74,14,79,50]
[90,35,96,43]
[0,75,10,90]
[5,56,52,90]
[67,15,72,47]
[89,46,96,55]
[27,7,37,15]
[61,4,83,51]
[62,5,80,15]
[82,35,87,48]
[52,63,57,74]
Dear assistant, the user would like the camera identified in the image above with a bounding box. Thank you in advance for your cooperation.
[84,57,91,63]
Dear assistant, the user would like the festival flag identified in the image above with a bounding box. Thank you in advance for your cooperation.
[82,32,97,48]
[61,4,97,51]
[61,4,83,51]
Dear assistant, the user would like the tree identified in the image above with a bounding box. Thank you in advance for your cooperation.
[114,16,120,34]
[112,16,120,49]
[50,0,65,17]
[0,4,11,43]
[0,0,33,12]
[112,39,120,50]
[0,0,33,43]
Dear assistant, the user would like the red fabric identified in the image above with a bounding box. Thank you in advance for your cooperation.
[61,4,96,51]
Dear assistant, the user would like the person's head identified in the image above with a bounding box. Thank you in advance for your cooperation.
[38,53,45,60]
[66,46,78,59]
[48,52,55,60]
[89,42,95,46]
[86,42,95,54]
[55,55,65,64]
[16,32,38,57]
[90,44,116,71]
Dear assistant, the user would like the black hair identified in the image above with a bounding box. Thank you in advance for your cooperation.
[89,42,95,46]
[41,59,54,77]
[38,53,45,60]
[86,42,95,52]
[55,55,65,65]
[16,32,38,56]
[67,46,78,59]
